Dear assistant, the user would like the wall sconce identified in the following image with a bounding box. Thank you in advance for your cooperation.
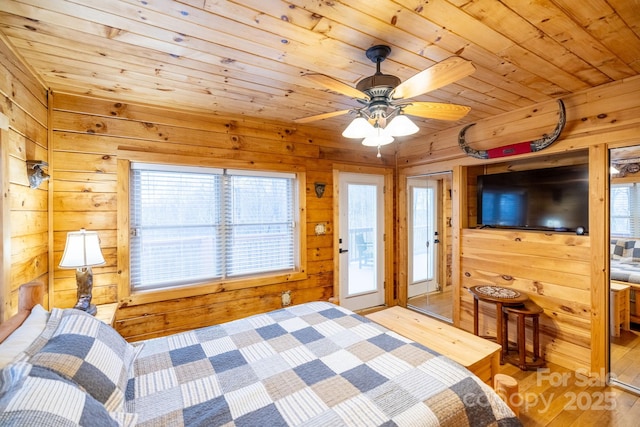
[26,160,50,189]
[58,229,106,316]
[314,182,326,198]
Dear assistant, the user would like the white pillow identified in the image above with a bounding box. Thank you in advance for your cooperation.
[0,305,49,368]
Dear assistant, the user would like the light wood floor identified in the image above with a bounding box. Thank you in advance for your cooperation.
[368,299,640,425]
[499,360,640,426]
[407,287,453,320]
[499,322,640,427]
[494,320,640,425]
[611,327,640,388]
[401,301,640,425]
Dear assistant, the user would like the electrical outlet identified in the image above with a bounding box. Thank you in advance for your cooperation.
[281,290,291,307]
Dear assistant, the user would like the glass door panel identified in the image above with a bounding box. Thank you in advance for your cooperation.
[406,173,452,322]
[408,181,437,297]
[338,172,385,311]
[609,145,640,394]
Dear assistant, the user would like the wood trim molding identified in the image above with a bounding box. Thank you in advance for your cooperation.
[451,165,466,327]
[116,159,130,306]
[0,124,10,322]
[47,90,54,310]
[590,144,609,380]
[331,163,395,307]
[116,158,309,307]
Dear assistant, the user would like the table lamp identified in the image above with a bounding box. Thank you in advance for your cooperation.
[58,229,105,316]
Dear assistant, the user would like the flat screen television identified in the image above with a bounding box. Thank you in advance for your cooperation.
[477,164,589,233]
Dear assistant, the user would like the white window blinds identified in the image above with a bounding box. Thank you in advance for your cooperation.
[130,163,297,291]
[611,183,640,237]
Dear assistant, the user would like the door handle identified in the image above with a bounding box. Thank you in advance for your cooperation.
[340,248,349,253]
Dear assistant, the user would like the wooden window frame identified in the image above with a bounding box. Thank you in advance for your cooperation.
[117,152,307,306]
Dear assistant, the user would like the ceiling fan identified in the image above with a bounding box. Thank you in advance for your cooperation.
[294,45,475,150]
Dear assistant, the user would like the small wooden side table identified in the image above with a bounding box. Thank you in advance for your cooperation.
[468,285,528,363]
[94,303,117,326]
[503,301,545,370]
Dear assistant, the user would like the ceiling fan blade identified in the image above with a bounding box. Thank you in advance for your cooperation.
[293,109,351,124]
[392,57,475,100]
[403,102,471,121]
[303,73,369,100]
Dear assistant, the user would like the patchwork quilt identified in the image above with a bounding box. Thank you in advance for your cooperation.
[126,302,521,426]
[611,238,640,284]
[611,260,640,284]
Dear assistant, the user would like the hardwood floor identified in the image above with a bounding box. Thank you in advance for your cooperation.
[370,299,640,425]
[499,357,640,426]
[407,287,453,320]
[611,327,640,388]
[399,301,640,425]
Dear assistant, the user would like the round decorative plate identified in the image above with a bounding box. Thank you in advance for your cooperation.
[475,285,521,299]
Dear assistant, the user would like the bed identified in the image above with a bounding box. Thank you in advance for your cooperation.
[0,282,521,426]
[610,238,640,284]
[610,238,640,323]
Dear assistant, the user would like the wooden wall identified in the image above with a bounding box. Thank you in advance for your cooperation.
[397,75,640,373]
[0,36,49,321]
[49,92,391,341]
[4,28,640,377]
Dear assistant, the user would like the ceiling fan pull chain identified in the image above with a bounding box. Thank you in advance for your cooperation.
[376,146,382,158]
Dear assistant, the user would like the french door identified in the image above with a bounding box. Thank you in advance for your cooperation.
[338,172,385,311]
[408,177,439,298]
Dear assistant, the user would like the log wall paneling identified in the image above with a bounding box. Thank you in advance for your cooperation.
[398,76,640,373]
[0,35,49,321]
[3,20,640,376]
[50,93,382,342]
[459,228,591,371]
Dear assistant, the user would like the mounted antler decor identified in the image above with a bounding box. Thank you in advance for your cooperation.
[611,158,640,177]
[458,100,566,159]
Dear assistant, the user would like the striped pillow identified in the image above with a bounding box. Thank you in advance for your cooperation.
[0,361,136,426]
[28,309,142,412]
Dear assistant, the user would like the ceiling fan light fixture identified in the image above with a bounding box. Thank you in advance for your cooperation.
[362,125,394,147]
[342,116,374,138]
[300,45,474,155]
[362,134,394,146]
[385,113,419,137]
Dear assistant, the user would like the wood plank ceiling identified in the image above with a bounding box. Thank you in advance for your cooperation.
[1,0,639,136]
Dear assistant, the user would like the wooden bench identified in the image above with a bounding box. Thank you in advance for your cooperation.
[611,281,631,336]
[612,280,640,324]
[366,306,501,386]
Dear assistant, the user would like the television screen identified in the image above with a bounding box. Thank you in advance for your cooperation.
[477,164,589,232]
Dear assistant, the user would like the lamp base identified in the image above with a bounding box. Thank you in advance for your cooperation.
[74,296,97,316]
[75,267,97,316]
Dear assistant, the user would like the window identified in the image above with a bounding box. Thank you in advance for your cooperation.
[611,183,640,237]
[129,163,300,292]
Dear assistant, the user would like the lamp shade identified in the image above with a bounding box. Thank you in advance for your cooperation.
[59,229,106,268]
[385,114,419,137]
[342,116,375,138]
